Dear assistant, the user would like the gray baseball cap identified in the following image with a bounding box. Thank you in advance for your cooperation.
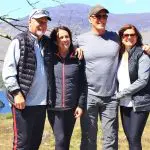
[89,4,109,17]
[29,8,51,21]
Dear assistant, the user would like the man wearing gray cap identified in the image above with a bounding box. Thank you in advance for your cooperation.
[76,4,119,150]
[2,8,52,150]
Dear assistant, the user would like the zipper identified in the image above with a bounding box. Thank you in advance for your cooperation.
[62,59,65,107]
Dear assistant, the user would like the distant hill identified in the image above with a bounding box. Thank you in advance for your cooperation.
[0,3,150,69]
[45,3,150,32]
[1,4,150,36]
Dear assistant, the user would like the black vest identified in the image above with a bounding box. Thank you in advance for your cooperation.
[14,31,53,97]
[128,46,150,96]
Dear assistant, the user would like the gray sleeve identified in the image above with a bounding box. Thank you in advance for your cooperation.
[73,36,79,48]
[121,53,150,96]
[2,39,21,92]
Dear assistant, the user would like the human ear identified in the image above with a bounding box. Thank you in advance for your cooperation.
[88,17,92,24]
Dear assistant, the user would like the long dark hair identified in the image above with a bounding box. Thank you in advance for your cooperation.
[118,24,143,54]
[50,26,74,54]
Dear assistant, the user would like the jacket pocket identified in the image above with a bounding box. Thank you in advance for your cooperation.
[132,95,150,112]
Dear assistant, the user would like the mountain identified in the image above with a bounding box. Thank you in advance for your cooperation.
[0,3,150,68]
[46,3,150,32]
[1,4,150,36]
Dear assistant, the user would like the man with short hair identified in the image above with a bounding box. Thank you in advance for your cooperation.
[2,9,53,150]
[76,4,120,150]
[76,4,150,150]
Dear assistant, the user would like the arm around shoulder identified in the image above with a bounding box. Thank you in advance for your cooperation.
[77,59,87,110]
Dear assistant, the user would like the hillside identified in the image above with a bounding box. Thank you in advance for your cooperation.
[0,3,150,71]
[1,3,150,33]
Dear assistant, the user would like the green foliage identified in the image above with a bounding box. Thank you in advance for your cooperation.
[0,113,12,119]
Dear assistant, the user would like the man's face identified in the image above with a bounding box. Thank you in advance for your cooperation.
[89,10,108,33]
[28,17,48,39]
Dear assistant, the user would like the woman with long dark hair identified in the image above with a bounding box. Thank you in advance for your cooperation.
[47,26,87,150]
[114,24,150,150]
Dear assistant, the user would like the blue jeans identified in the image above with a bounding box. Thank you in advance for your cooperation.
[80,94,119,150]
[120,106,149,150]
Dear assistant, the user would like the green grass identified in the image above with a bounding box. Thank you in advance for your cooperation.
[0,113,150,150]
[0,113,12,119]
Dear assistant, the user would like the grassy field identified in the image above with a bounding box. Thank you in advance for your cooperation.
[0,113,150,150]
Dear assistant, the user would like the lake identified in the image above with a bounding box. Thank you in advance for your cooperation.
[0,91,11,113]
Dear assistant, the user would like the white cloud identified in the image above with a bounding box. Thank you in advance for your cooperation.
[124,0,137,4]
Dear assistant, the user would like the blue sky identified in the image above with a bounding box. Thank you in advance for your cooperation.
[1,0,150,18]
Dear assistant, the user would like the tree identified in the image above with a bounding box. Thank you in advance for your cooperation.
[0,0,63,40]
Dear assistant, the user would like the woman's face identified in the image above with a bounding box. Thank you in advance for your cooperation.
[57,29,71,52]
[122,28,137,50]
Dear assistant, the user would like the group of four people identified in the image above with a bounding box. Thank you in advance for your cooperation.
[2,4,150,150]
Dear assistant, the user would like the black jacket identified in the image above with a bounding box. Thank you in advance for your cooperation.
[48,51,87,110]
[128,46,150,112]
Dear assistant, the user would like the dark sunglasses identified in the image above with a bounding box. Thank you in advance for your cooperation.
[123,33,136,38]
[92,14,108,20]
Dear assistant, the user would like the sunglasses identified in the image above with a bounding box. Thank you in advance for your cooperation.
[123,33,136,38]
[92,14,108,20]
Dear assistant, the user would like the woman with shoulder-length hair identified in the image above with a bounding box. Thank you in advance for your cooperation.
[47,26,87,150]
[113,24,150,150]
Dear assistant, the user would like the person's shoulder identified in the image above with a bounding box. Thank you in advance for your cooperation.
[106,30,118,37]
[140,50,150,64]
[105,30,119,42]
[43,35,50,40]
[133,46,146,59]
[42,35,51,44]
[134,46,143,54]
[136,46,143,51]
[13,31,28,41]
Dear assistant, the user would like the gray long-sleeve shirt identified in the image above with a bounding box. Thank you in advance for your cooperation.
[2,34,47,106]
[76,31,120,97]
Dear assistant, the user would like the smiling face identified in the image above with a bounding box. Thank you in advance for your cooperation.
[28,17,48,39]
[89,10,108,35]
[122,28,137,50]
[57,29,71,53]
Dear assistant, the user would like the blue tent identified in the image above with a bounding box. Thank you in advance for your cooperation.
[0,100,5,108]
[0,91,11,113]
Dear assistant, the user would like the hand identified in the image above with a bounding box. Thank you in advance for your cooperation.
[75,48,83,60]
[142,44,150,55]
[14,92,25,110]
[111,92,124,100]
[74,107,83,118]
[111,95,118,100]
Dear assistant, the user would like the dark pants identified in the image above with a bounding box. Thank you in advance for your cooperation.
[12,105,46,150]
[120,106,149,150]
[47,108,76,150]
